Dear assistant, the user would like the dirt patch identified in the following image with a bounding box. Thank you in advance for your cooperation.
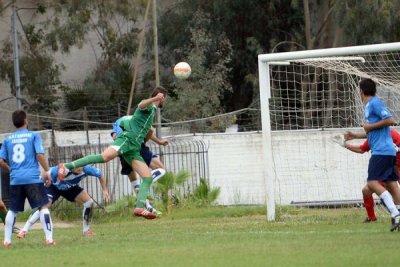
[1,221,76,230]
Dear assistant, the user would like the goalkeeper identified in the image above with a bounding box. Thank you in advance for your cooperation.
[345,128,400,223]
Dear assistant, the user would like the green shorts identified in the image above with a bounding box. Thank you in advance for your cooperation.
[111,133,145,165]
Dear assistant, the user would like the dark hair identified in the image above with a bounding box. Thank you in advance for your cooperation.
[151,86,168,97]
[12,110,26,128]
[359,78,376,96]
[72,152,84,161]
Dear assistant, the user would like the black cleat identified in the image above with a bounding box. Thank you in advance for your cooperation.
[390,214,400,232]
[363,217,377,223]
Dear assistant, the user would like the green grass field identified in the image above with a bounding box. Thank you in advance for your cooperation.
[1,206,400,267]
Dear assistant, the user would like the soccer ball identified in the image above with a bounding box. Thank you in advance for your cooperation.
[174,62,191,79]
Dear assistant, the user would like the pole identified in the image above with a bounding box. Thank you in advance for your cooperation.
[152,0,162,138]
[126,0,152,115]
[12,1,22,109]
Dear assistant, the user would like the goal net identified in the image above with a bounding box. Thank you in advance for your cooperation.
[258,42,400,221]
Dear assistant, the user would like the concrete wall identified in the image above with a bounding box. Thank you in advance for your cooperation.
[0,128,370,206]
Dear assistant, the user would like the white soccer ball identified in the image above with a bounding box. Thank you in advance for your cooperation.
[174,62,191,79]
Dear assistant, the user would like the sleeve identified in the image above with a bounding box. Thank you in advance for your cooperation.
[373,100,392,120]
[33,133,45,154]
[83,166,102,178]
[49,167,58,184]
[0,139,8,160]
[111,119,121,136]
[359,140,370,152]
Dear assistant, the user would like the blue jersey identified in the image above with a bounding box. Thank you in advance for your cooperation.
[111,115,132,137]
[0,129,45,185]
[364,96,396,156]
[49,165,102,191]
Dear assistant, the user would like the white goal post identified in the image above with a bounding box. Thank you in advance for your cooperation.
[258,42,400,221]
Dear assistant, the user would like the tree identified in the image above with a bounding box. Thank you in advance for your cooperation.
[161,9,233,132]
[0,17,63,126]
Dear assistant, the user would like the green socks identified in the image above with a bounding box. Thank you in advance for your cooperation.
[65,154,105,170]
[136,178,153,208]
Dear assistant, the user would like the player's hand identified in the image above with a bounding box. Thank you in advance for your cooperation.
[103,190,111,202]
[159,139,169,146]
[154,93,165,102]
[344,131,355,140]
[44,177,52,187]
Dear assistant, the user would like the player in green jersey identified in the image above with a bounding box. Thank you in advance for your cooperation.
[57,86,167,219]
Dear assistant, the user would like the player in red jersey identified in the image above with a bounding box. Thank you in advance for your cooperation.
[345,128,400,223]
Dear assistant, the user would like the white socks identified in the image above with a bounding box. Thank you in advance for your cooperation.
[82,199,93,233]
[39,208,53,242]
[21,210,40,233]
[151,168,166,183]
[380,190,400,218]
[4,211,16,243]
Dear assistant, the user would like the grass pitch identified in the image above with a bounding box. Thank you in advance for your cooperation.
[1,206,400,267]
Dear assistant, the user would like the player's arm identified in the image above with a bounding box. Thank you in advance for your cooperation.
[146,127,169,146]
[99,175,110,202]
[0,141,10,172]
[138,93,165,109]
[364,117,395,133]
[37,153,51,185]
[345,143,365,153]
[0,159,10,173]
[344,131,367,140]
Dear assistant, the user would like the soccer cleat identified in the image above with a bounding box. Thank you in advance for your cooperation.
[57,163,66,182]
[45,240,56,246]
[151,168,166,183]
[16,230,27,239]
[390,214,400,232]
[3,241,11,248]
[12,226,21,234]
[83,229,96,237]
[133,208,157,220]
[363,217,377,223]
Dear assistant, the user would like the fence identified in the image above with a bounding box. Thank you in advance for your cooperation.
[45,139,209,212]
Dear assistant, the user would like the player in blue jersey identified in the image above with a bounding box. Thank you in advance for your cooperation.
[0,110,54,247]
[17,153,110,238]
[358,78,400,231]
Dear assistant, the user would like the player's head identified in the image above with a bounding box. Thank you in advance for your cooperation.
[151,86,168,108]
[359,78,376,97]
[71,152,84,174]
[12,110,27,128]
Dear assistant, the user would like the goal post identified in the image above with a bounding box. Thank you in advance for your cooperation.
[258,42,400,221]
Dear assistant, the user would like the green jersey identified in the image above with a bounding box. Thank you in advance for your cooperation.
[120,104,156,145]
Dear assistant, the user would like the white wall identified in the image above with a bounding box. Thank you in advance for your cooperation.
[0,129,370,206]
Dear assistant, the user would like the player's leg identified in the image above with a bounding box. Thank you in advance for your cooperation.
[58,145,119,179]
[0,199,19,234]
[4,185,24,247]
[18,186,57,239]
[362,184,377,222]
[367,155,400,231]
[0,199,7,225]
[149,156,164,170]
[119,155,139,193]
[132,158,157,219]
[73,189,95,236]
[26,183,55,245]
